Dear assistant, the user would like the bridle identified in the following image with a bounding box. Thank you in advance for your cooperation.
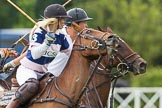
[92,36,142,79]
[72,28,109,51]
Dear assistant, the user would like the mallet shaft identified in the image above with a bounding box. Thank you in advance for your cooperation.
[7,0,37,25]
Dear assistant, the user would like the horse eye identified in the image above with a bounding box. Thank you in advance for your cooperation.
[86,30,91,34]
[117,45,122,48]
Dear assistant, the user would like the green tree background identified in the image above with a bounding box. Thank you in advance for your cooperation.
[0,0,162,87]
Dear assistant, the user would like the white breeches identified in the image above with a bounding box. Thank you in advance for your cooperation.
[16,65,43,86]
[16,52,70,85]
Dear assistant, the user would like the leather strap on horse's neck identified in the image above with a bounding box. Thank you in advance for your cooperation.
[76,55,104,105]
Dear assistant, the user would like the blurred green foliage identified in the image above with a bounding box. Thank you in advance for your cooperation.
[131,66,162,87]
[0,0,162,86]
[71,0,162,67]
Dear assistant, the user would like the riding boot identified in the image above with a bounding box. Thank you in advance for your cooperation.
[6,78,39,108]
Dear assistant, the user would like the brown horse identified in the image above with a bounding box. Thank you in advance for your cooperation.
[0,28,116,108]
[80,29,147,108]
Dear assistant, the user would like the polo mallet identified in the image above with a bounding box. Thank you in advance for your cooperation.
[62,0,72,6]
[7,0,72,26]
[0,33,29,70]
[7,0,74,43]
[5,0,73,56]
[7,0,60,45]
[7,0,38,26]
[11,32,29,48]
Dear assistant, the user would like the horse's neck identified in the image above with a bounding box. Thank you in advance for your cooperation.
[87,55,112,107]
[58,51,91,100]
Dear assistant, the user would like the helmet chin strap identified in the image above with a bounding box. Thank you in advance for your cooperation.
[57,18,60,29]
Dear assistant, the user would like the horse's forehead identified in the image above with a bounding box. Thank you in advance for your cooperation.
[87,28,104,35]
[119,38,132,49]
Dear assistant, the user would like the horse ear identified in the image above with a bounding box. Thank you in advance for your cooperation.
[97,26,113,33]
[106,27,113,33]
[97,26,104,32]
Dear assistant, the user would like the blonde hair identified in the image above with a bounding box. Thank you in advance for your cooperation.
[29,18,58,41]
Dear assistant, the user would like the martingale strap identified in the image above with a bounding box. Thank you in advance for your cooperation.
[76,55,104,106]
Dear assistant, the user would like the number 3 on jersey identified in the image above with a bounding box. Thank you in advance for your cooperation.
[32,34,38,42]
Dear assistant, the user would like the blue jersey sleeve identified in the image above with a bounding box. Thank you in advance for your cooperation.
[54,34,69,51]
[31,30,46,44]
[31,29,69,51]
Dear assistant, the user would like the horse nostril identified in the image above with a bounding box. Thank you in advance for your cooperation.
[139,62,147,73]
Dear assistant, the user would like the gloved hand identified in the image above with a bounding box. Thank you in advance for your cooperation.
[8,48,19,58]
[37,18,58,46]
[0,48,18,59]
[3,60,17,73]
[44,32,56,46]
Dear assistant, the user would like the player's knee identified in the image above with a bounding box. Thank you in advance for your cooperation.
[15,78,39,104]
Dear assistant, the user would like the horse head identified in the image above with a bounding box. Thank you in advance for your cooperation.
[96,26,147,75]
[80,27,147,108]
[72,28,118,59]
[106,35,147,75]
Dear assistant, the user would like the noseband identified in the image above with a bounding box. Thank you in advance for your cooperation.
[114,51,141,73]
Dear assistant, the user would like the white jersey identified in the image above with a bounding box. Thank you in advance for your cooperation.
[17,26,73,85]
[47,26,73,76]
[20,27,70,72]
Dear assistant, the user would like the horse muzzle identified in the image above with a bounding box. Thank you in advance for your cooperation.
[132,59,147,75]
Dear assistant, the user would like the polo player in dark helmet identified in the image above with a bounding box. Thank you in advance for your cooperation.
[6,4,71,108]
[66,8,92,28]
